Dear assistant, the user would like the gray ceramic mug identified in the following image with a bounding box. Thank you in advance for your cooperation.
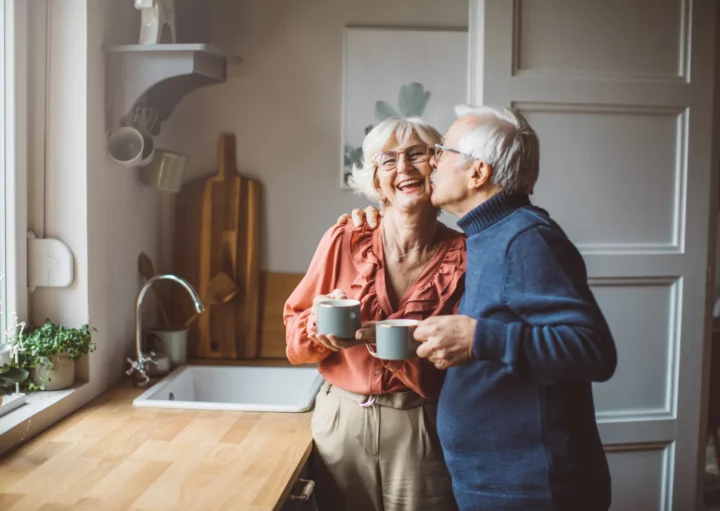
[316,299,362,339]
[367,319,420,360]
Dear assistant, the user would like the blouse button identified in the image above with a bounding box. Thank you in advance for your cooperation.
[374,369,381,375]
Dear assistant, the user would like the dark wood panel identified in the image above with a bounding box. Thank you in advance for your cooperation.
[258,272,304,359]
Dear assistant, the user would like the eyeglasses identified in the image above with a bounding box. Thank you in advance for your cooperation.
[372,144,432,171]
[433,144,465,160]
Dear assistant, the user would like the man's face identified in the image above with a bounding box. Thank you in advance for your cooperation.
[429,118,473,216]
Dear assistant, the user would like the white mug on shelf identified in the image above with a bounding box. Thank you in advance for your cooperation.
[107,126,155,167]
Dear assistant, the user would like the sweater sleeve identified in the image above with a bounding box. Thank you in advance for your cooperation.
[283,224,346,365]
[472,225,617,383]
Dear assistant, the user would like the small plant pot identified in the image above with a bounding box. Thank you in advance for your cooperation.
[31,353,75,390]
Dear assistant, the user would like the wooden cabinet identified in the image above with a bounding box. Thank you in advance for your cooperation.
[280,455,317,511]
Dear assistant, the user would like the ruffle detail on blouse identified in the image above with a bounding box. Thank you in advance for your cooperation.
[404,231,466,314]
[346,222,466,317]
[347,224,385,319]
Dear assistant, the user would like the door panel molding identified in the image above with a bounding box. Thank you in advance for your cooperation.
[474,0,717,508]
[590,277,681,418]
[516,102,688,253]
[511,0,691,83]
[606,442,673,511]
[599,420,675,444]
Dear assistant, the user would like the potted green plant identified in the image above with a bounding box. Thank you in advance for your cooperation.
[12,321,97,391]
[0,364,29,405]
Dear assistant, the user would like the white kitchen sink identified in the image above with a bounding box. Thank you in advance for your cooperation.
[133,365,324,413]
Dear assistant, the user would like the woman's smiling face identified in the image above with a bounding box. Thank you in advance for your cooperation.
[373,134,434,212]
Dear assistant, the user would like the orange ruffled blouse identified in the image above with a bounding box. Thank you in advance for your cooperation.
[284,222,466,399]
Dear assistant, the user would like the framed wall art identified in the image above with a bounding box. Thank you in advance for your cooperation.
[341,26,469,188]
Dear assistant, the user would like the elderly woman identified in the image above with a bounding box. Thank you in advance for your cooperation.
[284,117,465,511]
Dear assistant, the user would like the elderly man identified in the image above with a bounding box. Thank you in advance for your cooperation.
[340,105,617,511]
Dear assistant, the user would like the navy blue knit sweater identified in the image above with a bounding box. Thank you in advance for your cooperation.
[439,193,617,511]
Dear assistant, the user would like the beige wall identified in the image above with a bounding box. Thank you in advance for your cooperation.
[158,0,469,273]
[27,0,161,386]
[27,0,90,329]
[86,1,164,388]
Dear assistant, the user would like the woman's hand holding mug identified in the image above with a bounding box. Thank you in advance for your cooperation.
[308,289,364,352]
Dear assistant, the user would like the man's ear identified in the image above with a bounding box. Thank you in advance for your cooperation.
[467,161,493,191]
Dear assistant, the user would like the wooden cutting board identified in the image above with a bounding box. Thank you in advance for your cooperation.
[173,134,261,359]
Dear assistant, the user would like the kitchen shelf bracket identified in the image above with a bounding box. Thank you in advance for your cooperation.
[105,44,236,136]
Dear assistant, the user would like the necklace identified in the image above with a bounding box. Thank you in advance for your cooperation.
[382,225,435,262]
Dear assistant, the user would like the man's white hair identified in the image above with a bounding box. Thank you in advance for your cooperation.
[347,117,441,203]
[454,104,539,195]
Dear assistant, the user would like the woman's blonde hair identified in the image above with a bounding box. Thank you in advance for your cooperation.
[347,117,442,204]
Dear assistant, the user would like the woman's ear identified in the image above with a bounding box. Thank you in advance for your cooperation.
[373,174,389,206]
[467,161,493,191]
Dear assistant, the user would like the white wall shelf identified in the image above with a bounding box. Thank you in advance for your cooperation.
[104,44,239,136]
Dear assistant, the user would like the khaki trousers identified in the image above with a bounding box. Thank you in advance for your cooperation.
[311,382,458,511]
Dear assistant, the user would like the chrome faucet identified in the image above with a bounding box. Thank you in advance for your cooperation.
[127,274,204,387]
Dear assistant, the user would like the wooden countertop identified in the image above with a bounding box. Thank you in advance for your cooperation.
[0,385,313,510]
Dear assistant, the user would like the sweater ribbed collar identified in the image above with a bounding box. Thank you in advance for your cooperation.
[457,192,531,236]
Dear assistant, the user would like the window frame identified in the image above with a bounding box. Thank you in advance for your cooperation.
[0,0,97,447]
[1,0,28,357]
[0,0,7,346]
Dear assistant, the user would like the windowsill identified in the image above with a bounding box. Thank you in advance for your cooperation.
[0,382,87,453]
[0,393,28,417]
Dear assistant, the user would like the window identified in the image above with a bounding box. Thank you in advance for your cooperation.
[1,0,8,344]
[0,0,28,354]
[0,2,89,435]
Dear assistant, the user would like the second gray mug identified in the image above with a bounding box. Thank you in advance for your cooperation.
[368,319,420,360]
[317,299,362,339]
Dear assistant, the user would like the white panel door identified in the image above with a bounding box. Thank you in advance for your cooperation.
[470,1,717,509]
